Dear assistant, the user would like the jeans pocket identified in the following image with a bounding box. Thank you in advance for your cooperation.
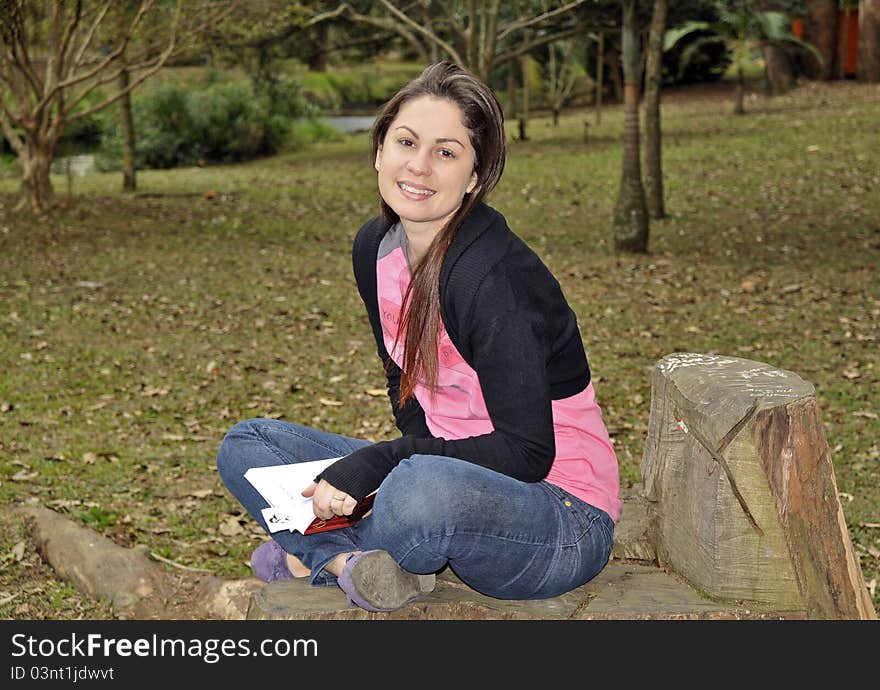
[541,482,605,544]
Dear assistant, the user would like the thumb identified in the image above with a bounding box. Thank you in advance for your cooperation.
[301,482,317,498]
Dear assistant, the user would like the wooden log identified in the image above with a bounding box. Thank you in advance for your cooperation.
[641,353,876,619]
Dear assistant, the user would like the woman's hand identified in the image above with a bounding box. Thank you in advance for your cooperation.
[302,480,358,519]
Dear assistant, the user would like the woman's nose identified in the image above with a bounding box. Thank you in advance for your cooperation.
[406,149,431,176]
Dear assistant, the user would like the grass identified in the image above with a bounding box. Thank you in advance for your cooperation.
[0,78,878,618]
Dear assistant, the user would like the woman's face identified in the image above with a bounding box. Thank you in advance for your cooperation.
[375,95,478,237]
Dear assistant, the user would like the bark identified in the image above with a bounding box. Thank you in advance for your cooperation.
[506,67,516,118]
[19,141,57,214]
[642,353,877,619]
[119,69,137,192]
[607,43,623,103]
[643,0,667,220]
[858,0,880,81]
[734,64,746,115]
[612,1,649,254]
[518,45,530,141]
[15,505,262,620]
[763,43,794,95]
[840,6,854,79]
[595,32,604,125]
[804,0,839,80]
[308,21,328,71]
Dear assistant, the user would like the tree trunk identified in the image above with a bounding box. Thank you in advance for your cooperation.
[762,43,794,95]
[734,64,746,115]
[839,6,854,79]
[20,142,56,214]
[608,43,623,103]
[858,0,880,81]
[519,53,529,141]
[804,0,839,80]
[595,32,604,125]
[308,22,328,71]
[119,69,137,192]
[643,0,667,220]
[506,67,516,118]
[612,0,649,253]
[642,353,877,619]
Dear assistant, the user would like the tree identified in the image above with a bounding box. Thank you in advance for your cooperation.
[0,1,236,213]
[612,0,649,253]
[859,0,880,81]
[545,38,584,125]
[308,1,597,83]
[643,0,667,220]
[803,0,838,80]
[667,2,821,114]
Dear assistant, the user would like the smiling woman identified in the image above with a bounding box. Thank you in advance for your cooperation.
[216,62,621,613]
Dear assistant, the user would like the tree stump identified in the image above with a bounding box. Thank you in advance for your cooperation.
[641,353,875,619]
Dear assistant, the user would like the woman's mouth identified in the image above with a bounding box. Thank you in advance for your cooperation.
[398,181,436,199]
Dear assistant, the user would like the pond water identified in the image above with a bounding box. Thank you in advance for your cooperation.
[322,114,375,133]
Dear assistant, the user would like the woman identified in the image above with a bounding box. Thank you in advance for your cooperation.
[216,62,620,613]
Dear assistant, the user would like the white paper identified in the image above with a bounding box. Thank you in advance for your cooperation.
[245,457,342,534]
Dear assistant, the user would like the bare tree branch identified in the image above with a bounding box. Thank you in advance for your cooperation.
[378,0,464,64]
[498,0,592,42]
[495,24,588,66]
[0,104,25,156]
[481,0,502,78]
[72,0,120,68]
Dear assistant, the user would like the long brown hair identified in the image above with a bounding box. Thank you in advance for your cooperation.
[370,62,507,404]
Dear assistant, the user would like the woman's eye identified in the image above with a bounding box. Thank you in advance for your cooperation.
[398,138,414,147]
[438,149,455,159]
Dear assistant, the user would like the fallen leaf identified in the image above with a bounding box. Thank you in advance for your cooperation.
[365,389,385,397]
[219,518,244,536]
[190,489,213,499]
[781,284,802,294]
[838,492,854,502]
[740,280,755,292]
[11,470,37,482]
[142,386,170,397]
[161,433,185,441]
[319,398,343,407]
[842,369,860,380]
[1,402,12,412]
[852,411,878,420]
[11,541,25,562]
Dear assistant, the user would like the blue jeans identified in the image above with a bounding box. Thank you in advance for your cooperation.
[216,418,614,599]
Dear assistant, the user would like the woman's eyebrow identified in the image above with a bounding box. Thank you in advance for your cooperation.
[394,125,464,148]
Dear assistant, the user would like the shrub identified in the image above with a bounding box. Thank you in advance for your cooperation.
[98,77,315,170]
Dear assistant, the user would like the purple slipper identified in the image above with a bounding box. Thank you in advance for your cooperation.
[337,550,435,612]
[250,540,294,583]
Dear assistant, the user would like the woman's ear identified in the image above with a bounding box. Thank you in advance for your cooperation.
[374,147,382,171]
[466,171,478,194]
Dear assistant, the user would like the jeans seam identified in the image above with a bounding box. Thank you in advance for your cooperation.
[251,420,352,463]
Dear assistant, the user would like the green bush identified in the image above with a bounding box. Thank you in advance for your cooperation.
[98,77,316,170]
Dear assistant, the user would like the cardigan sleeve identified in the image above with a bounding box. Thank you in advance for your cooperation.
[317,263,557,501]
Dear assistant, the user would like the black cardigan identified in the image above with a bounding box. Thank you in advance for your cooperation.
[317,202,591,501]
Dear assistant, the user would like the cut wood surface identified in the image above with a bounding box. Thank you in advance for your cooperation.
[641,352,876,619]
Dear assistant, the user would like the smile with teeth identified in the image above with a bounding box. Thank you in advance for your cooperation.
[398,182,436,197]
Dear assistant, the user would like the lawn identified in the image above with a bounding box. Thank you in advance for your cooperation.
[1,78,878,618]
